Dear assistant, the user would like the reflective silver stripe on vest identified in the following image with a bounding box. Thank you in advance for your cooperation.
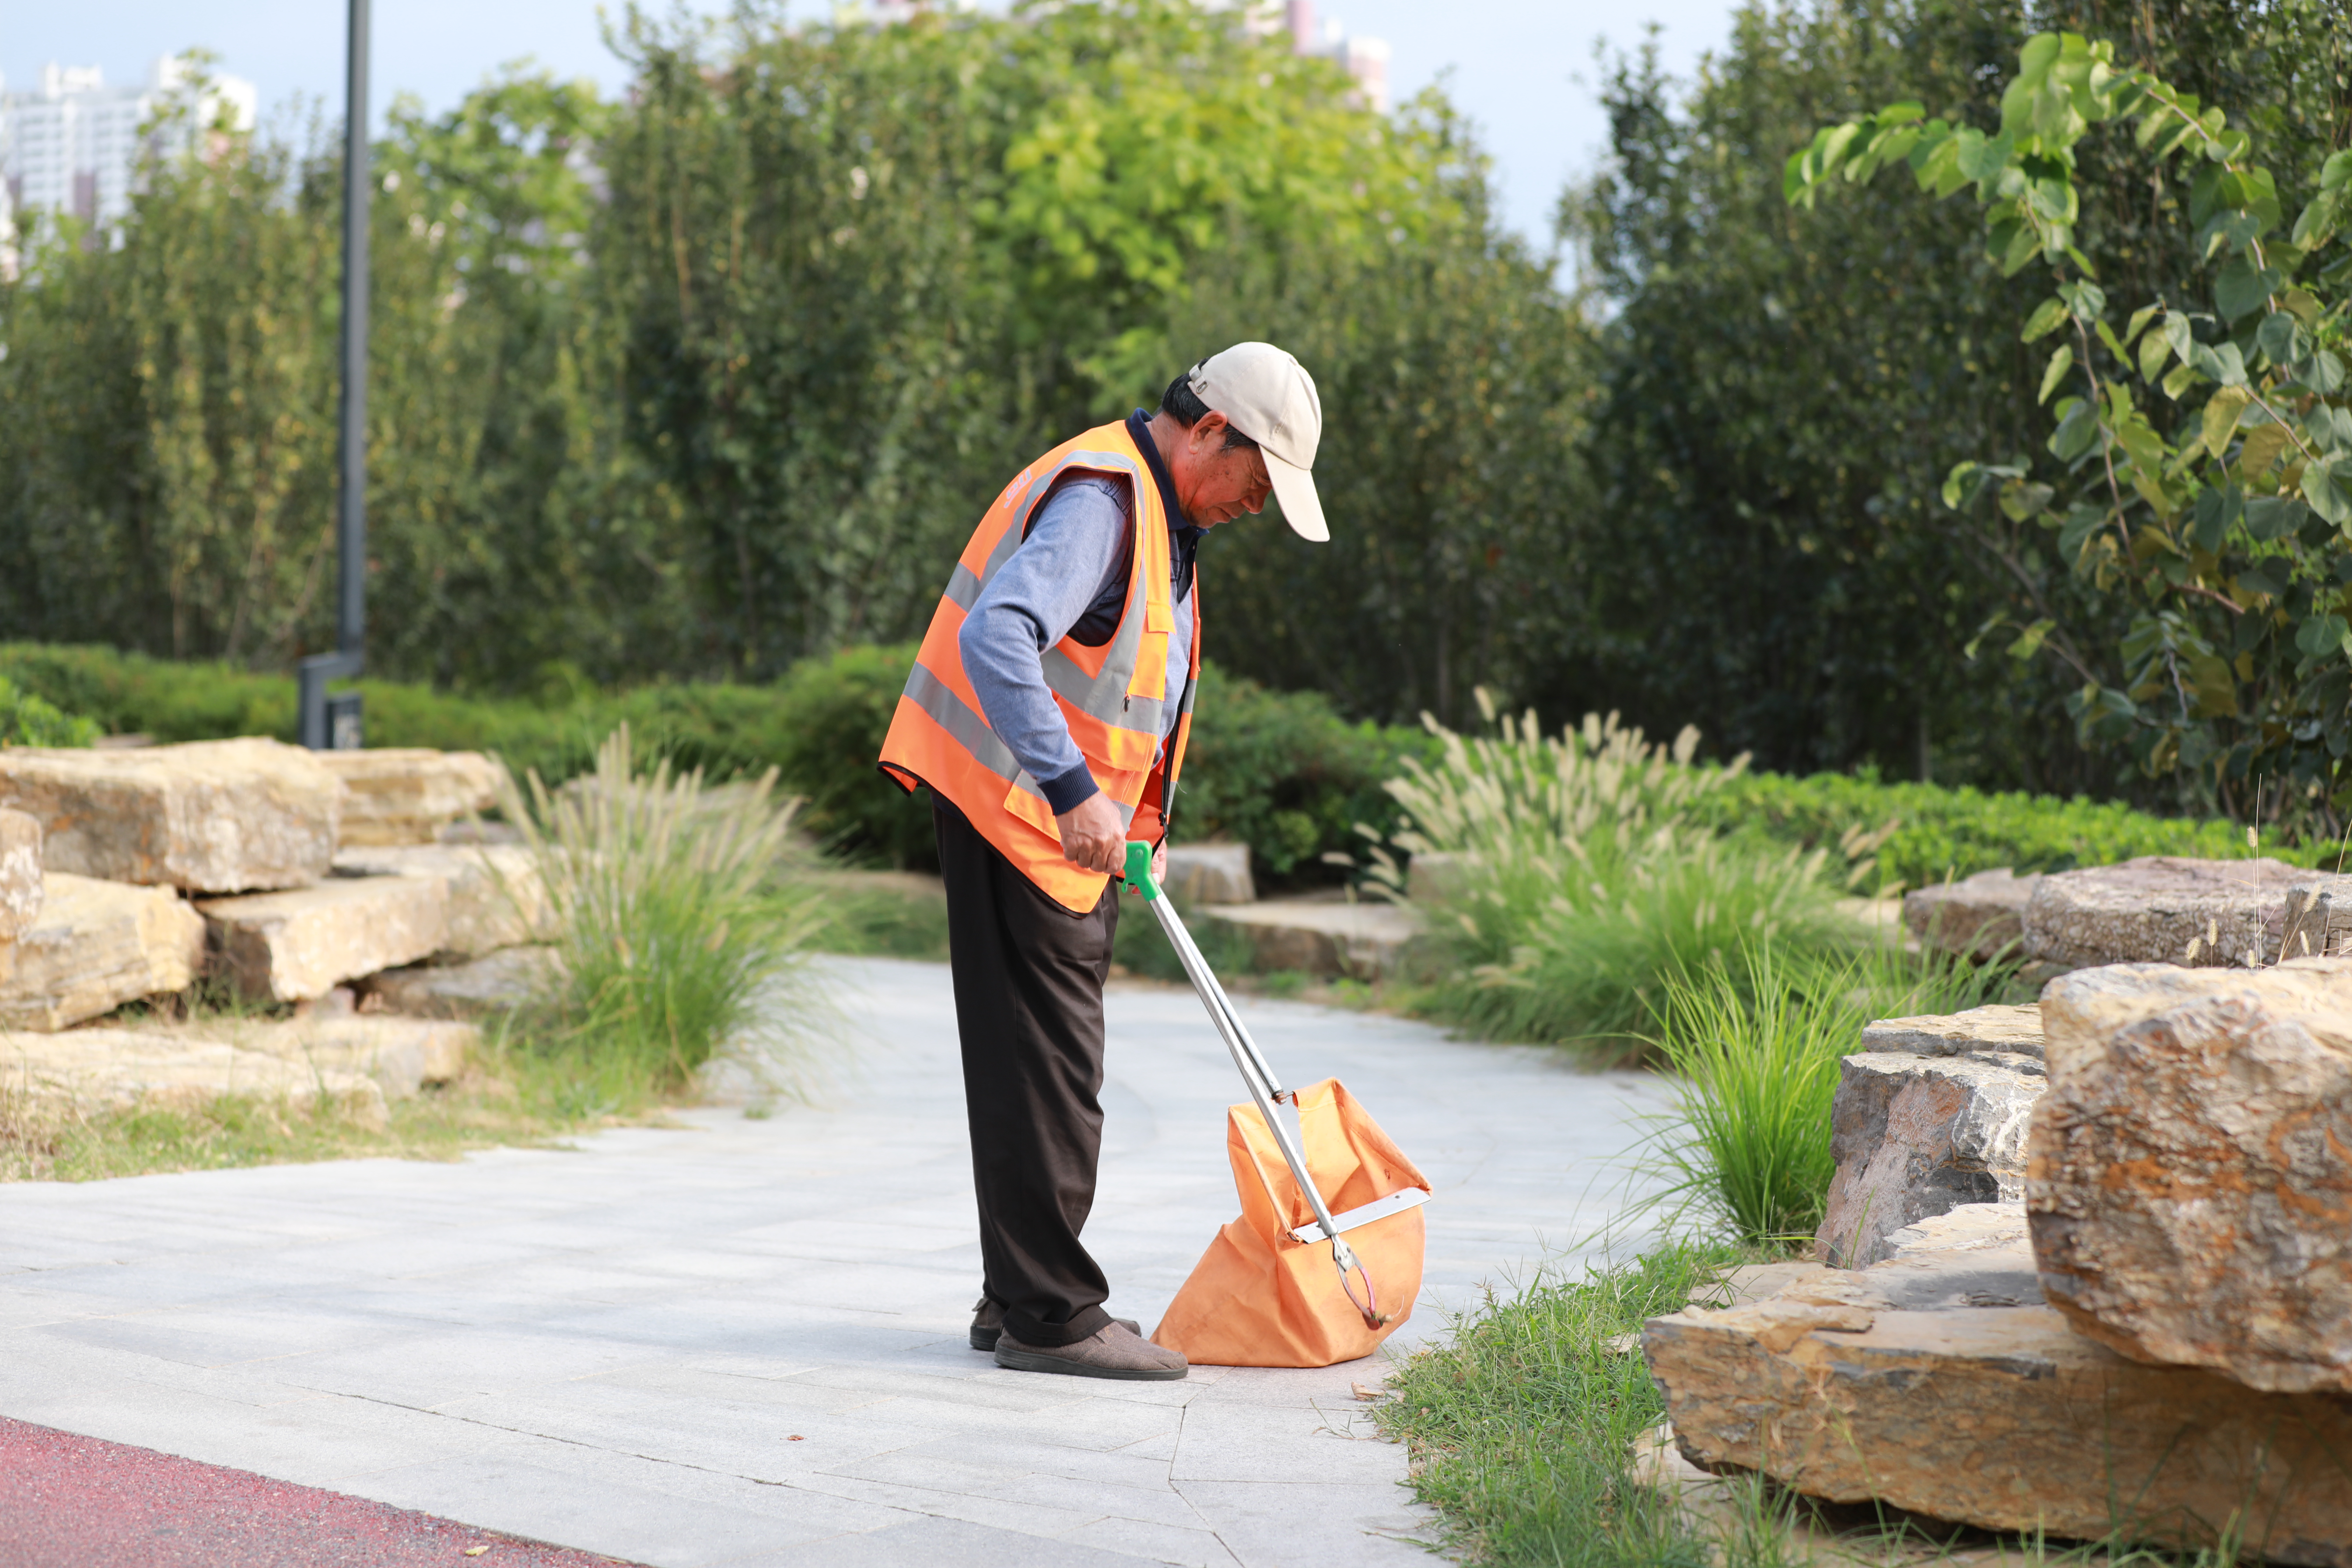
[902,662,1030,791]
[900,662,1135,827]
[938,444,1170,744]
[1041,628,1162,737]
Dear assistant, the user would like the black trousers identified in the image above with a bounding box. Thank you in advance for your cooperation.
[933,794,1119,1347]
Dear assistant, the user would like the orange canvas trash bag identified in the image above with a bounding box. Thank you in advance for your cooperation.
[1153,1077,1431,1368]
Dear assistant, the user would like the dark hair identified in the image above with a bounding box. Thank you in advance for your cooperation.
[1160,368,1260,453]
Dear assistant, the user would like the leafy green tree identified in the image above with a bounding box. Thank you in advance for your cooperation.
[0,75,340,662]
[1173,100,1596,726]
[2,2,1585,732]
[0,68,693,688]
[600,0,1589,706]
[367,74,696,690]
[1562,0,2346,804]
[1791,20,2352,827]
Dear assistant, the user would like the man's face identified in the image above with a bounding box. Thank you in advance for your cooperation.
[1171,412,1273,528]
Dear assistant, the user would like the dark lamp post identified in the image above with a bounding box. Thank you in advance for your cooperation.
[300,0,369,750]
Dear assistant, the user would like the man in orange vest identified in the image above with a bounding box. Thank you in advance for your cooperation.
[879,343,1327,1381]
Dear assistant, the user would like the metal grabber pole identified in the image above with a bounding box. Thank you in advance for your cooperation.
[1122,842,1390,1328]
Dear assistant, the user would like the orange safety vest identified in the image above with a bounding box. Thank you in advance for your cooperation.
[878,420,1202,913]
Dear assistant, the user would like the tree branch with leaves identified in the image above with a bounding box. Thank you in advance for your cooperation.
[1788,30,2352,818]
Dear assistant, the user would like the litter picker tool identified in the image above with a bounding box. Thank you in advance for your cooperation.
[1125,842,1430,1368]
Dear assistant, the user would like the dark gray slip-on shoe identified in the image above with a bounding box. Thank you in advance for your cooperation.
[968,1297,1138,1352]
[993,1321,1187,1381]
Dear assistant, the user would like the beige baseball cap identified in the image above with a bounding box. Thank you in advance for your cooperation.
[1187,343,1328,541]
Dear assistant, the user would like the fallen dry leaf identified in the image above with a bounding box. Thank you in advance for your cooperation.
[786,1434,806,1441]
[1350,1381,1381,1401]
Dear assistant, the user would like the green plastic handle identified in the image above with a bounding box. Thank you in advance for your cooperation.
[1123,840,1161,901]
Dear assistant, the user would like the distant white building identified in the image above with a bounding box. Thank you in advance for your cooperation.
[0,56,258,235]
[1282,0,1389,113]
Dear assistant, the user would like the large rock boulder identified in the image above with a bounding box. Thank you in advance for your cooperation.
[362,946,560,1020]
[330,844,550,957]
[0,807,42,941]
[1161,843,1254,905]
[199,875,449,1003]
[1814,1028,2043,1267]
[1,1028,387,1128]
[2032,959,2352,1394]
[0,738,342,893]
[1859,1001,2044,1063]
[2278,874,2352,962]
[1404,850,1471,905]
[317,749,503,846]
[1199,899,1427,979]
[1646,1226,2352,1563]
[1904,868,2038,961]
[0,874,205,1031]
[2024,855,2306,969]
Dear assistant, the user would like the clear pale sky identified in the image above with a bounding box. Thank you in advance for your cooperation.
[5,0,1740,247]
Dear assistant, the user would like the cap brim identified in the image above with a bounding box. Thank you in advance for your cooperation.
[1265,449,1329,542]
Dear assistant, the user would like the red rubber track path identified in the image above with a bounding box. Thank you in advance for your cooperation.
[0,1415,642,1567]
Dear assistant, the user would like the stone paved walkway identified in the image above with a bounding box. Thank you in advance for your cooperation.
[0,957,1670,1567]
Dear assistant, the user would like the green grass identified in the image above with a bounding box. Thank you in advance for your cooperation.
[0,1053,619,1183]
[810,871,955,961]
[1421,835,1867,1065]
[1379,706,1875,1064]
[1377,1242,1748,1568]
[1381,1240,2278,1568]
[500,727,831,1113]
[1642,940,2015,1248]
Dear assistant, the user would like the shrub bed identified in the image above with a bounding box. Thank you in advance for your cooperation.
[1710,768,2332,887]
[0,643,1432,883]
[10,642,2331,898]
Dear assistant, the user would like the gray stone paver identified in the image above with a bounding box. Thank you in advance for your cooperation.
[0,955,1668,1566]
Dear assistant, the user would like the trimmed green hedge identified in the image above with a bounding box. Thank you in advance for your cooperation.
[1711,769,2332,889]
[0,643,1429,880]
[7,642,2327,888]
[1172,672,1437,876]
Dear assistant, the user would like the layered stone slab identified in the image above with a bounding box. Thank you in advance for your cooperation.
[1814,1047,2041,1267]
[1,1028,387,1128]
[2033,959,2352,1394]
[331,843,549,957]
[1162,843,1254,905]
[0,807,42,941]
[0,738,342,893]
[318,749,504,846]
[1404,850,1470,905]
[1201,898,1428,979]
[0,873,205,1031]
[363,946,560,1020]
[1860,1001,2044,1063]
[144,1015,478,1099]
[1904,868,2037,961]
[2024,855,2305,969]
[199,875,448,1004]
[2279,874,2352,962]
[1646,1236,2352,1563]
